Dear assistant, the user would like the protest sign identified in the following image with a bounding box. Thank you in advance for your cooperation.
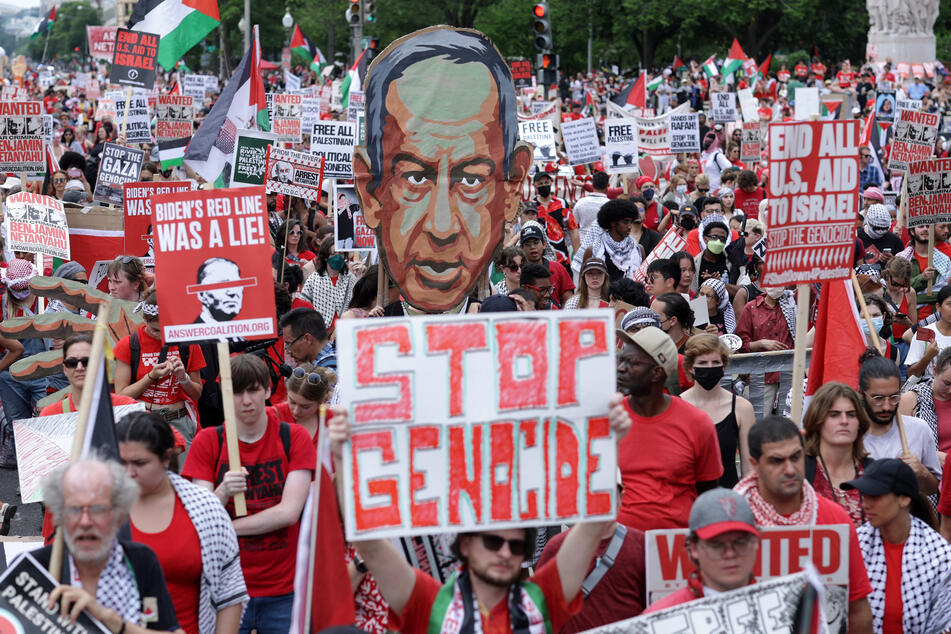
[530,100,550,115]
[272,93,303,143]
[510,60,532,89]
[230,130,277,188]
[93,143,145,205]
[0,553,113,633]
[152,186,277,344]
[0,539,45,574]
[603,118,638,174]
[794,87,820,121]
[301,97,320,131]
[94,98,116,121]
[264,147,325,201]
[740,121,761,162]
[668,112,700,153]
[644,525,849,632]
[86,25,118,62]
[518,119,557,162]
[183,74,205,100]
[204,75,218,93]
[85,78,100,100]
[712,92,737,123]
[585,572,825,634]
[737,87,759,123]
[347,90,364,124]
[896,98,922,112]
[875,90,896,124]
[156,95,194,165]
[764,121,859,286]
[907,158,951,227]
[0,101,43,172]
[124,181,192,257]
[0,86,28,101]
[310,121,356,180]
[42,115,52,146]
[337,310,618,540]
[633,227,687,282]
[333,182,375,252]
[113,95,151,143]
[607,101,689,156]
[109,28,159,89]
[3,193,69,259]
[560,117,601,165]
[888,109,939,172]
[13,404,144,503]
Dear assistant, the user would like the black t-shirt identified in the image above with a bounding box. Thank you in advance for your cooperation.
[857,228,905,256]
[698,253,728,283]
[637,228,661,260]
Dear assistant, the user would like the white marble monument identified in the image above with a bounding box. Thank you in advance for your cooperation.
[867,0,939,63]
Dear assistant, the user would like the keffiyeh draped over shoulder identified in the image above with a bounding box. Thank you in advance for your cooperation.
[701,277,736,333]
[572,224,642,279]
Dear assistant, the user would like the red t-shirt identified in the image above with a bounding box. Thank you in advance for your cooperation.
[113,324,205,407]
[814,496,873,602]
[733,187,765,220]
[182,409,315,597]
[39,392,138,416]
[545,259,575,305]
[617,397,723,531]
[794,64,808,79]
[938,458,951,517]
[131,494,201,634]
[836,71,855,89]
[390,560,581,634]
[778,70,791,83]
[882,540,904,633]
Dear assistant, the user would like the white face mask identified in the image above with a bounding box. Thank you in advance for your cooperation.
[765,287,786,299]
[676,184,687,195]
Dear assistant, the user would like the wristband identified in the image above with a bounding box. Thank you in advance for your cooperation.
[147,371,156,381]
[353,554,368,574]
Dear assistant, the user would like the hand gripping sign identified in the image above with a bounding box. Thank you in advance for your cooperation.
[337,310,618,540]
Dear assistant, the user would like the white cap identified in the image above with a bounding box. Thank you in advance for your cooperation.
[64,179,85,191]
[0,176,21,190]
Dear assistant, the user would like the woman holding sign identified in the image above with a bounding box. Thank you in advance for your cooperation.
[275,219,315,266]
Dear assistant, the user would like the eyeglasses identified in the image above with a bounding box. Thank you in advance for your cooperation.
[65,504,114,519]
[288,230,302,235]
[864,392,901,405]
[860,154,872,159]
[524,283,553,296]
[292,366,324,385]
[53,178,67,184]
[698,535,758,559]
[506,263,521,272]
[479,534,528,556]
[284,333,306,349]
[63,356,90,369]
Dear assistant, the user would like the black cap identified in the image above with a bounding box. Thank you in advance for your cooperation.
[520,224,546,243]
[533,170,554,183]
[480,295,518,313]
[680,202,699,217]
[841,458,918,498]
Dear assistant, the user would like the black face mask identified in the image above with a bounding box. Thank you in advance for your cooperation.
[680,215,697,231]
[692,365,724,391]
[536,185,551,197]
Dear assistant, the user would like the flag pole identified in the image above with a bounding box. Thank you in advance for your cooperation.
[41,27,51,65]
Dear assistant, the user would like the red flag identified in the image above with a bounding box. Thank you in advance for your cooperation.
[812,44,819,59]
[805,280,868,397]
[859,109,875,146]
[673,55,684,70]
[760,53,773,77]
[625,72,646,109]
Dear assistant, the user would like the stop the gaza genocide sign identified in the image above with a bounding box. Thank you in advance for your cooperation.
[764,121,859,286]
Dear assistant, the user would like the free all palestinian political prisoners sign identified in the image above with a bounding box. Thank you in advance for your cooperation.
[888,109,940,172]
[0,101,43,172]
[337,310,618,540]
[4,193,69,259]
[310,121,356,180]
[151,186,277,344]
[907,158,951,227]
[124,181,192,258]
[764,121,859,286]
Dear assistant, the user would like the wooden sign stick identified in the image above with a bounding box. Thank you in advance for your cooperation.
[789,284,811,427]
[217,341,247,516]
[852,271,884,356]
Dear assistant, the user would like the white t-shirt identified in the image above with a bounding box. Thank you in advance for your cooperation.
[572,192,608,232]
[701,149,731,189]
[863,415,941,477]
[904,322,951,377]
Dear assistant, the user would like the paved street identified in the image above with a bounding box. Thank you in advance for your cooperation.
[0,465,43,537]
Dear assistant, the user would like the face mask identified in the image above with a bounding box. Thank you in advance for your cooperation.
[9,287,29,301]
[765,287,786,299]
[642,188,655,201]
[680,215,697,231]
[536,185,551,197]
[692,365,724,391]
[327,254,345,271]
[861,317,885,336]
[706,239,725,255]
[676,184,687,195]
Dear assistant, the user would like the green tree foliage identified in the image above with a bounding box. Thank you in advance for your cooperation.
[23,2,102,62]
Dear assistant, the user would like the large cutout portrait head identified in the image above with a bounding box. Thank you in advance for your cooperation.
[353,27,532,313]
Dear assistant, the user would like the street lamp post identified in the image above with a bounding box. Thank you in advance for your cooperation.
[242,0,249,52]
[282,9,293,47]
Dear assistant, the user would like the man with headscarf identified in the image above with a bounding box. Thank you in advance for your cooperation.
[620,307,663,333]
[858,203,904,266]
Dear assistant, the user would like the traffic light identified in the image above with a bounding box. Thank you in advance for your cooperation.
[364,0,375,23]
[345,0,361,26]
[538,52,559,88]
[366,37,380,63]
[532,2,552,51]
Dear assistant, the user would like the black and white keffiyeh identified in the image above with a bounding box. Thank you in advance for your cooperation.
[70,541,140,624]
[777,290,797,340]
[572,224,641,279]
[300,271,355,332]
[859,516,951,634]
[701,278,736,333]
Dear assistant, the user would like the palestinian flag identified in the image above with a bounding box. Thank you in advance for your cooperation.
[821,99,842,119]
[310,47,328,73]
[583,87,597,117]
[805,280,867,403]
[646,74,664,91]
[672,55,684,71]
[701,56,719,78]
[183,25,268,186]
[340,46,368,111]
[721,38,746,77]
[31,7,55,39]
[760,53,773,78]
[290,25,316,62]
[128,0,220,71]
[612,72,646,110]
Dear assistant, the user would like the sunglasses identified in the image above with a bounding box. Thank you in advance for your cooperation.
[53,178,67,184]
[63,356,90,369]
[113,255,136,264]
[292,366,324,385]
[479,534,528,556]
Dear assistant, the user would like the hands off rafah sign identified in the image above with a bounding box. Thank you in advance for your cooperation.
[337,310,618,540]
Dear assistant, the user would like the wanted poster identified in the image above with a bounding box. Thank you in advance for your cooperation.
[603,118,638,174]
[124,181,193,258]
[87,25,118,62]
[0,101,43,172]
[230,130,277,188]
[907,158,951,227]
[113,95,151,143]
[888,109,940,172]
[310,121,356,180]
[109,28,159,89]
[272,93,302,143]
[518,119,557,162]
[93,143,145,205]
[560,117,601,165]
[264,146,325,201]
[740,121,761,162]
[156,95,194,162]
[333,182,375,252]
[151,186,277,344]
[4,192,69,259]
[668,112,700,153]
[764,121,859,286]
[712,92,737,123]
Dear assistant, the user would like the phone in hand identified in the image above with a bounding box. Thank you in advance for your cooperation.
[67,167,82,179]
[917,328,936,343]
[894,312,908,321]
[157,345,169,364]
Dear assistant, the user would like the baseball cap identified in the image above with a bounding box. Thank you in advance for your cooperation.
[534,169,554,183]
[616,326,678,378]
[479,294,518,313]
[680,202,699,217]
[520,223,546,244]
[581,257,607,275]
[0,176,20,191]
[689,489,759,540]
[841,458,918,498]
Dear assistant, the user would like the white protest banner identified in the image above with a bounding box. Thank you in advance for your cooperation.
[204,75,219,93]
[93,143,145,205]
[586,571,825,634]
[737,87,759,123]
[14,404,144,503]
[113,95,152,143]
[764,121,859,286]
[94,98,116,121]
[0,86,29,101]
[888,109,939,172]
[0,102,43,172]
[896,98,922,112]
[264,146,325,201]
[156,95,194,166]
[284,69,301,92]
[603,118,638,174]
[333,181,376,252]
[794,87,820,120]
[4,193,69,259]
[740,121,761,162]
[645,525,848,633]
[668,112,700,153]
[42,114,53,145]
[561,117,601,165]
[712,92,737,123]
[183,74,205,100]
[230,130,277,188]
[337,310,618,540]
[907,158,951,227]
[633,227,687,282]
[607,101,689,157]
[347,90,364,123]
[301,97,320,130]
[272,93,303,143]
[519,119,557,162]
[310,121,356,180]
